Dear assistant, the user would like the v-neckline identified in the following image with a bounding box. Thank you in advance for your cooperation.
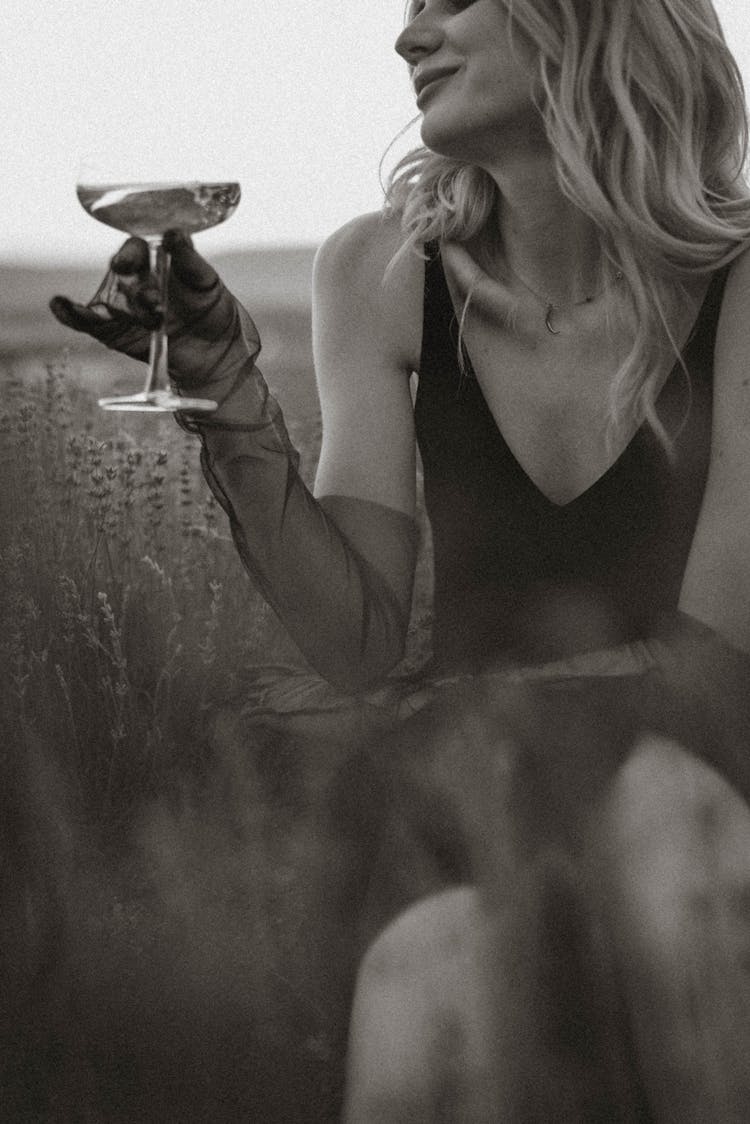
[471,374,655,510]
[437,249,718,509]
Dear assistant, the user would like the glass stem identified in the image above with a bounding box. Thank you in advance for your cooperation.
[144,238,170,395]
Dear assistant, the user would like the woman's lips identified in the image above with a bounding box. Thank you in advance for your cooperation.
[415,70,457,108]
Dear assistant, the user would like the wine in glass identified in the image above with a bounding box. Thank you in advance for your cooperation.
[76,159,241,412]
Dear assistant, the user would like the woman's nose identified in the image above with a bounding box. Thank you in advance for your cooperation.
[394,8,443,67]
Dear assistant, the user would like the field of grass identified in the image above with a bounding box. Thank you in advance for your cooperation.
[7,257,750,1121]
[0,272,432,1121]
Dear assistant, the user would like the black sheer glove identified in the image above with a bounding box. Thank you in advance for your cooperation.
[51,233,418,691]
[185,361,419,693]
[49,231,259,395]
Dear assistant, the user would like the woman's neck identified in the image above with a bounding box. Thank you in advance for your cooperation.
[479,152,605,305]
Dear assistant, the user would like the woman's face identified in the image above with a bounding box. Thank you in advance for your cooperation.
[396,0,543,163]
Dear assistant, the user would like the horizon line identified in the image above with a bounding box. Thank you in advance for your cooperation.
[0,240,322,271]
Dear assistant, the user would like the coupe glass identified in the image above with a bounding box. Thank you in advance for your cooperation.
[76,156,241,412]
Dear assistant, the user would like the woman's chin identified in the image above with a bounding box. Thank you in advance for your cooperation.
[420,118,473,161]
[419,114,498,165]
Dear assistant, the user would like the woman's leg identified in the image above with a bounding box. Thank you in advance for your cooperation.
[342,886,497,1123]
[598,735,750,1123]
[340,676,646,1123]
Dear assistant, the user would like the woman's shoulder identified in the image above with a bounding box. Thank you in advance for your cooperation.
[313,210,425,369]
[314,210,424,302]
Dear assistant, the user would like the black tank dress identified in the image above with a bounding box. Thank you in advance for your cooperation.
[353,240,750,895]
[415,244,729,671]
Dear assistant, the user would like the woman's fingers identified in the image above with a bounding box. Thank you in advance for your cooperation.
[164,229,220,292]
[108,236,160,324]
[49,295,116,335]
[49,294,150,359]
[51,230,238,365]
[116,276,163,327]
[109,231,220,293]
[110,236,150,277]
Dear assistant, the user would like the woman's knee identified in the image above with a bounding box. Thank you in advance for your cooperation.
[594,741,750,1120]
[604,735,750,856]
[598,734,750,956]
[354,886,485,1007]
[345,888,495,1120]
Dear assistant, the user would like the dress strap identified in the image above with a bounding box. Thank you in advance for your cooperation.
[682,262,731,374]
[419,240,466,388]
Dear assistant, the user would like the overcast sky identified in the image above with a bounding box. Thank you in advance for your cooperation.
[4,0,750,264]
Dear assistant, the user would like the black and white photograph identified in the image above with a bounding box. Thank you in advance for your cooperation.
[3,1,750,1120]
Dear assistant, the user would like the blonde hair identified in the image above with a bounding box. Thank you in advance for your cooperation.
[385,0,750,445]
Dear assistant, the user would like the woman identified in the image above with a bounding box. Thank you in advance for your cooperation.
[52,0,750,1117]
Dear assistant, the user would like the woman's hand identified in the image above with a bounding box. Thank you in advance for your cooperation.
[49,230,260,388]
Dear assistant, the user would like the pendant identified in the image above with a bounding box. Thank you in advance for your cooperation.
[544,303,561,335]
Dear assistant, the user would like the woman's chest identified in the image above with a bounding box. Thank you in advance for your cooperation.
[453,331,641,506]
[414,320,711,523]
[433,254,710,506]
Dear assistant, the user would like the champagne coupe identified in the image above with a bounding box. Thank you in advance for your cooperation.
[76,156,241,412]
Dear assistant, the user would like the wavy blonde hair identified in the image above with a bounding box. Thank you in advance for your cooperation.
[385,0,750,446]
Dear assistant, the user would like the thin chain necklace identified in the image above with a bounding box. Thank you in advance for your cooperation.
[506,264,625,335]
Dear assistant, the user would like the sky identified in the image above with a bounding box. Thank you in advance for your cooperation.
[4,0,750,265]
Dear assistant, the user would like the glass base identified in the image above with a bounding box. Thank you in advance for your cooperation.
[98,390,218,413]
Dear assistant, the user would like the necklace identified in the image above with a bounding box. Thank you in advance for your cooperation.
[507,265,624,335]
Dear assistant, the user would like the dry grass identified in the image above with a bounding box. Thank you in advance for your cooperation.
[1,353,432,823]
[0,349,432,1122]
[1,356,282,829]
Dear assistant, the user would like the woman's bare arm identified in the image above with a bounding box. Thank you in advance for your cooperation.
[312,210,423,603]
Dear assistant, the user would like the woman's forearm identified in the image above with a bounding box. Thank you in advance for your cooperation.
[179,360,418,692]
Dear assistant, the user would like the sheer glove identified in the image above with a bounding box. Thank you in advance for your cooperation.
[49,230,259,398]
[50,234,417,691]
[186,370,419,692]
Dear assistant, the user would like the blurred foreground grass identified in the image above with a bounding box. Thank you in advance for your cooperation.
[0,350,431,1122]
